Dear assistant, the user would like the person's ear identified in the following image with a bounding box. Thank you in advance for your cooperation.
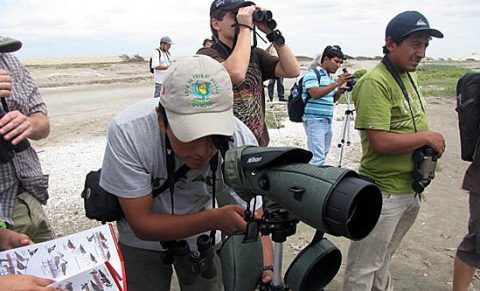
[385,37,396,53]
[156,107,167,132]
[211,17,221,31]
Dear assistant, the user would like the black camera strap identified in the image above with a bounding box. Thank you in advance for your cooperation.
[1,97,9,112]
[209,152,220,242]
[382,56,425,132]
[163,134,220,244]
[164,135,181,215]
[305,67,322,104]
[155,136,190,208]
[382,56,434,197]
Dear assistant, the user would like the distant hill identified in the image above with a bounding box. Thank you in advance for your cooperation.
[296,55,313,63]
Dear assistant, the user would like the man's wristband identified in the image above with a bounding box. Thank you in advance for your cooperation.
[0,221,7,229]
[266,30,285,47]
[263,264,274,271]
[237,23,253,31]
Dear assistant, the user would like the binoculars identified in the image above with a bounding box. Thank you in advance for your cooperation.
[164,234,217,285]
[252,9,277,30]
[412,146,438,193]
[0,106,31,164]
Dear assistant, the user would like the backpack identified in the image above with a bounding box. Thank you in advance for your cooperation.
[81,165,190,223]
[149,48,161,74]
[287,68,321,122]
[456,72,480,161]
[81,169,124,223]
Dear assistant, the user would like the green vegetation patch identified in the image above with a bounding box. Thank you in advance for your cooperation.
[417,64,471,97]
[265,105,287,129]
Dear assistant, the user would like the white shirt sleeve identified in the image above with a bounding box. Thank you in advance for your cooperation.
[227,117,263,210]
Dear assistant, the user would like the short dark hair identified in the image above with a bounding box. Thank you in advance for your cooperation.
[203,38,213,47]
[210,10,227,41]
[157,102,169,127]
[321,45,345,63]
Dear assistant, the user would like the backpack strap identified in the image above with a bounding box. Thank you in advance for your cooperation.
[156,48,161,63]
[211,42,231,60]
[304,68,322,105]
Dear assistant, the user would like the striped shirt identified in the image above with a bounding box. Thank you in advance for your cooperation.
[0,53,49,224]
[302,66,336,121]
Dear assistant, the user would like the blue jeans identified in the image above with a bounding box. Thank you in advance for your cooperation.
[267,78,285,100]
[303,118,332,166]
[119,242,223,291]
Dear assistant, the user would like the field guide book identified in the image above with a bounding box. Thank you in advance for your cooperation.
[0,223,125,290]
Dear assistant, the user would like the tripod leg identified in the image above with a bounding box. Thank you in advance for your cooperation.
[337,114,349,148]
[346,115,351,146]
[273,242,283,287]
[338,144,345,167]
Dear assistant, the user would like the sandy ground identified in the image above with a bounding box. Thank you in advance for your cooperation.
[22,58,480,290]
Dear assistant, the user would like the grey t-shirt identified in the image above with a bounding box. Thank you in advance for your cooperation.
[100,98,261,251]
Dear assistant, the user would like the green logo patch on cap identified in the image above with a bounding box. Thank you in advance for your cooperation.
[185,74,221,108]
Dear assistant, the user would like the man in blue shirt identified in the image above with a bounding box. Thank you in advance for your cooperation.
[302,45,351,166]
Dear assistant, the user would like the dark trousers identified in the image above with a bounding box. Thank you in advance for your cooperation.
[119,242,224,291]
[267,78,284,101]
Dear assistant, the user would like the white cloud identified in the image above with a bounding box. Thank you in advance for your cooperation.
[1,0,478,59]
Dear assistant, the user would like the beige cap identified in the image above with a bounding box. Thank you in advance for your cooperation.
[160,55,234,142]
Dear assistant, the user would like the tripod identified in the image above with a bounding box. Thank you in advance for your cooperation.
[258,208,299,291]
[337,91,355,168]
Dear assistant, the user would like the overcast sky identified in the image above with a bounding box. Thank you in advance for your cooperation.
[1,0,479,60]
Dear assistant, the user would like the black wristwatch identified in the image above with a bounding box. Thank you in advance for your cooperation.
[263,264,274,271]
[266,30,285,47]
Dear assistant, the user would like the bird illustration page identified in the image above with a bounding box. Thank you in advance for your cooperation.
[0,223,125,290]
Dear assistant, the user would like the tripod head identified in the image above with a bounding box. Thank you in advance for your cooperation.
[251,203,298,291]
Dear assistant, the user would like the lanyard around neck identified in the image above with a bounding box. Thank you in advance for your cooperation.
[382,56,425,132]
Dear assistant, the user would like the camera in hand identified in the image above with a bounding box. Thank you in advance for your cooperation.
[412,146,438,193]
[342,68,357,92]
[161,234,217,285]
[0,106,31,164]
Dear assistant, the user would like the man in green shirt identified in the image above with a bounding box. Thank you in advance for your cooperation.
[343,11,446,291]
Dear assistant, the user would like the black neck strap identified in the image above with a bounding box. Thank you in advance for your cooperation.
[165,135,176,215]
[164,134,223,241]
[1,97,9,112]
[382,56,425,132]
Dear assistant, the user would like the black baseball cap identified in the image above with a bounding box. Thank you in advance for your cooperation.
[210,0,255,16]
[0,36,22,53]
[386,11,444,42]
